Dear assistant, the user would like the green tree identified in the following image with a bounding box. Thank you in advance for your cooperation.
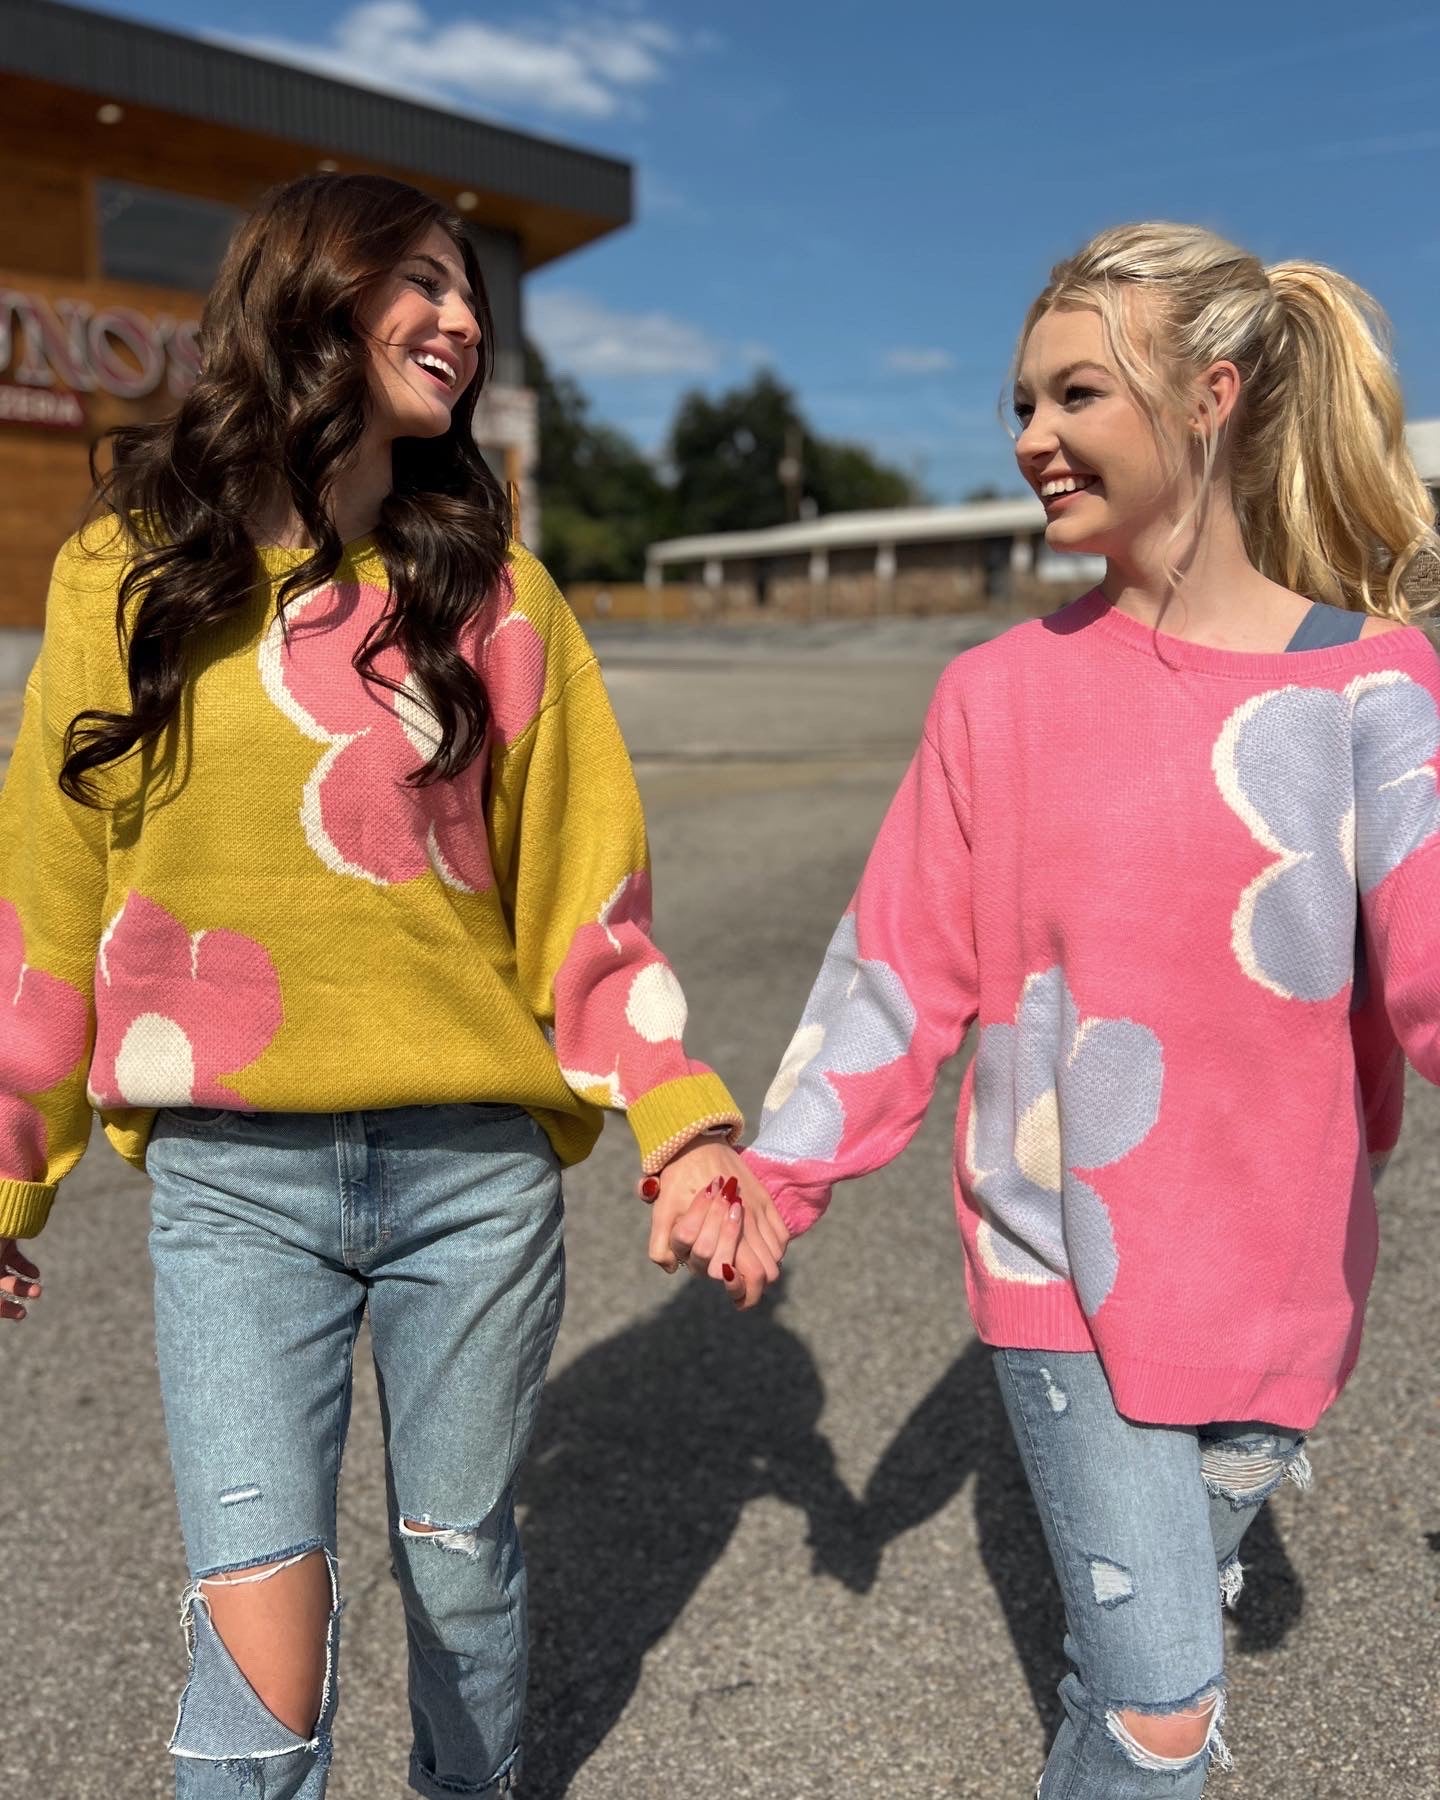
[810,440,918,514]
[665,371,923,537]
[524,351,929,574]
[525,340,667,585]
[666,371,802,535]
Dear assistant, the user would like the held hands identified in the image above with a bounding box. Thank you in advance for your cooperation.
[636,1141,790,1311]
[0,1237,41,1322]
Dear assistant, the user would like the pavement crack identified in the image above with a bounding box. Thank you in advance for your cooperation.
[688,1678,757,1718]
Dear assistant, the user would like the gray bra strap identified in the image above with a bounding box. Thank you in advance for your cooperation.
[1284,602,1375,1010]
[1285,603,1367,650]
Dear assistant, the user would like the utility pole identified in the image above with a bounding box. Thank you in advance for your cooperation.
[778,423,804,522]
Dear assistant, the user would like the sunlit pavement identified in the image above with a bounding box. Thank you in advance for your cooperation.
[5,616,1436,1798]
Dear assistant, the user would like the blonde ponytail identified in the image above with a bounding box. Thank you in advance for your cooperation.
[1018,223,1440,618]
[1252,262,1436,616]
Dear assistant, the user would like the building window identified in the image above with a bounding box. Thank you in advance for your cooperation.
[96,181,243,294]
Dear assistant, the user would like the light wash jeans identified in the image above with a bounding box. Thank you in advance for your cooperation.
[147,1103,566,1800]
[993,1349,1310,1799]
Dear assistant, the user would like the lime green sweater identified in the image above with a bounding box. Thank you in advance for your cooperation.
[0,524,741,1238]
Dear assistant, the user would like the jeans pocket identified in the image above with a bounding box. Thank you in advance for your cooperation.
[157,1106,242,1130]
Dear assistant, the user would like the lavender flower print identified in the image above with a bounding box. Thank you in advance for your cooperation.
[966,967,1164,1318]
[752,911,917,1165]
[1213,672,1440,1001]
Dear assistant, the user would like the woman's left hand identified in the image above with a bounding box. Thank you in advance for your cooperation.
[637,1141,789,1309]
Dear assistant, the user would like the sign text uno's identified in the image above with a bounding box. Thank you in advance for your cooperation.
[0,288,201,402]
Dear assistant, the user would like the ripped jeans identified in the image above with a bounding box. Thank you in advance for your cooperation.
[147,1104,566,1799]
[993,1349,1310,1799]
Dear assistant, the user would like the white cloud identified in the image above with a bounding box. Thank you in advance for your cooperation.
[529,290,723,377]
[636,167,700,219]
[883,348,957,375]
[215,1,685,121]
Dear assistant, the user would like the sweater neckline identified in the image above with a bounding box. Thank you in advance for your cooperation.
[1073,587,1429,680]
[253,533,380,574]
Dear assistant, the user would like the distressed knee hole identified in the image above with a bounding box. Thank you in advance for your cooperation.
[1202,1439,1311,1509]
[1087,1555,1135,1608]
[400,1516,484,1558]
[1219,1553,1245,1609]
[171,1545,339,1761]
[1107,1688,1232,1774]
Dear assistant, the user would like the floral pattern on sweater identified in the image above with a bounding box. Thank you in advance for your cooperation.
[966,966,1164,1318]
[754,910,917,1164]
[555,872,692,1107]
[0,903,90,1178]
[1350,671,1440,889]
[1214,672,1440,1001]
[258,573,546,891]
[87,894,283,1109]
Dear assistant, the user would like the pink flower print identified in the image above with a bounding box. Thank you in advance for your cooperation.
[482,592,549,748]
[0,902,90,1178]
[258,571,546,890]
[87,894,283,1109]
[555,873,694,1107]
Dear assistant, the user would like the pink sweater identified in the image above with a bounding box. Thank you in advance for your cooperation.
[744,592,1440,1429]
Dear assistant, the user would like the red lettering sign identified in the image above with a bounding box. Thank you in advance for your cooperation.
[0,288,200,403]
[0,382,86,430]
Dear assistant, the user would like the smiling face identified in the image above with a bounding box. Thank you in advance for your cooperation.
[358,223,482,440]
[1012,303,1186,561]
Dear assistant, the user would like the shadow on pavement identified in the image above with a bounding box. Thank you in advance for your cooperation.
[518,1280,856,1797]
[518,1300,1305,1796]
[819,1339,1070,1737]
[1228,1504,1306,1656]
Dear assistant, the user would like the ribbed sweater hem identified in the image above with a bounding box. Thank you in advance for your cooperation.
[0,1179,56,1239]
[971,1279,1357,1431]
[1095,1352,1350,1433]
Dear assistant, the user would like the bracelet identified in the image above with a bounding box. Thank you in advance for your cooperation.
[645,1119,742,1178]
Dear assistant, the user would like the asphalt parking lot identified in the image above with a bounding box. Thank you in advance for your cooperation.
[5,614,1437,1798]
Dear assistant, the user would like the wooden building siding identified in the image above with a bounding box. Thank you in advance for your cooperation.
[2,0,631,263]
[0,20,629,629]
[1,265,204,625]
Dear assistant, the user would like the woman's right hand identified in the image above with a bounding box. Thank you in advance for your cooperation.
[662,1158,790,1310]
[0,1238,42,1321]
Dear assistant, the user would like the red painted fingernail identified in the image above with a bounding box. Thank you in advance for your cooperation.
[722,1264,735,1282]
[641,1177,660,1198]
[722,1176,740,1203]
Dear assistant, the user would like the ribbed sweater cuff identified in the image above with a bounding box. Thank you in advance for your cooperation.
[0,1179,56,1239]
[771,1190,829,1238]
[737,1151,832,1238]
[627,1074,744,1174]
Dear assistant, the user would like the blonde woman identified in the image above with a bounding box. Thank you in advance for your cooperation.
[672,224,1440,1794]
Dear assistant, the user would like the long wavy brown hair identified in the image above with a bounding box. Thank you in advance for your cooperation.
[61,172,512,803]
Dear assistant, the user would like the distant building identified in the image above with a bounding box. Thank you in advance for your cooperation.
[647,498,1101,617]
[1407,418,1440,495]
[647,420,1440,618]
[0,0,631,659]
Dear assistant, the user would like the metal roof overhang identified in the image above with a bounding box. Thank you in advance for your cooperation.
[650,421,1440,566]
[0,0,632,269]
[648,499,1050,565]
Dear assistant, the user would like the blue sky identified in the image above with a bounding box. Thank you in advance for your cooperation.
[90,0,1440,499]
